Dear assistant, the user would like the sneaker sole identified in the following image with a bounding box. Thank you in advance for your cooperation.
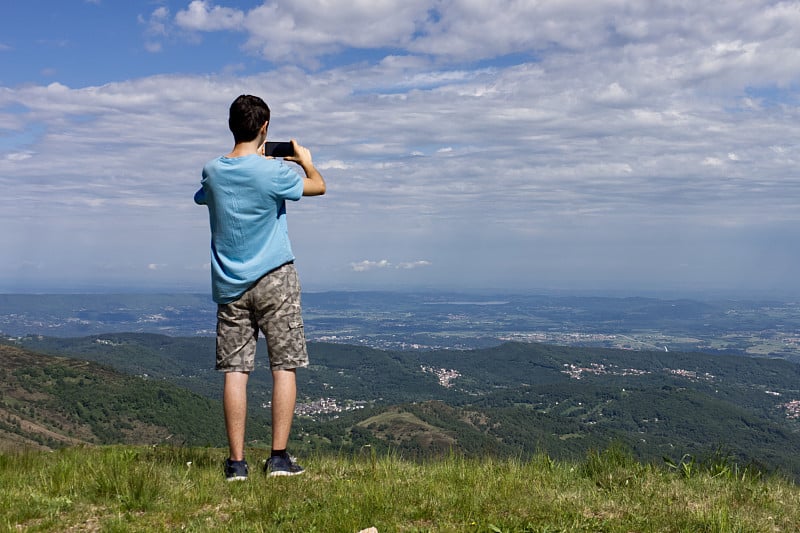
[226,475,248,481]
[267,470,304,477]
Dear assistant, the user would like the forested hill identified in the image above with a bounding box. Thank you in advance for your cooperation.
[301,341,800,478]
[4,334,800,479]
[0,343,271,451]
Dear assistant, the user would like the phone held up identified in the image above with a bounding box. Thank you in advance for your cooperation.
[264,141,294,158]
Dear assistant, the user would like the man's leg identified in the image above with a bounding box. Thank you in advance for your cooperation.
[271,368,296,450]
[223,371,250,461]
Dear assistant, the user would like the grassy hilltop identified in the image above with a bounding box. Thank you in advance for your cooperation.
[4,444,800,532]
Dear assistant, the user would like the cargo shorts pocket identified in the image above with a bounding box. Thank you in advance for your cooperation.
[266,312,308,370]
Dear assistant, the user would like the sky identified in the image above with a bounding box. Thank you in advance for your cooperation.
[1,1,799,297]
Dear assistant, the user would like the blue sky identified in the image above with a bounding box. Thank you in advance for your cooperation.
[1,1,800,296]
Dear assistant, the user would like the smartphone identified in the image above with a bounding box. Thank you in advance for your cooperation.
[265,141,294,158]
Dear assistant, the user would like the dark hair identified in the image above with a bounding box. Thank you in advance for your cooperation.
[228,95,271,144]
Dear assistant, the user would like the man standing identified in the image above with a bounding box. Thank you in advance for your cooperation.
[195,94,326,480]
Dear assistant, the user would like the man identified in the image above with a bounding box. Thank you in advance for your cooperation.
[194,94,326,480]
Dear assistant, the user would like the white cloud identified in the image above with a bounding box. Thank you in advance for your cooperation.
[144,41,163,53]
[175,0,245,31]
[595,82,633,104]
[318,160,349,170]
[351,260,391,272]
[140,6,171,52]
[350,260,431,272]
[6,152,33,162]
[397,260,432,270]
[155,0,800,86]
[240,1,432,64]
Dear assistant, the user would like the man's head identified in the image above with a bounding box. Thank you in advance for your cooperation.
[228,95,270,144]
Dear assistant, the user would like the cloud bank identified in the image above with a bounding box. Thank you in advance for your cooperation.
[1,1,799,294]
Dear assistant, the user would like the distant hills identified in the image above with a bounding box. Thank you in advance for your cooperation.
[3,291,800,356]
[4,333,800,480]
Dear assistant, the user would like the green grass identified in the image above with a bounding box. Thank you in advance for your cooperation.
[3,445,800,532]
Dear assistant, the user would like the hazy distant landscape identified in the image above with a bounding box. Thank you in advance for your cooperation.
[3,291,800,481]
[2,291,800,358]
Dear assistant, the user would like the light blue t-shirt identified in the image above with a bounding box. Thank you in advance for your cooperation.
[195,154,304,304]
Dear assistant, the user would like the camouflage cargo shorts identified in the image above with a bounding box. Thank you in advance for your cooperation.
[215,262,309,372]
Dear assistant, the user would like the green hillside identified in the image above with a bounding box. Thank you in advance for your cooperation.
[6,334,800,481]
[0,344,272,450]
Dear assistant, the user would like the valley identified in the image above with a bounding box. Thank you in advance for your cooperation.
[3,291,800,480]
[2,291,800,358]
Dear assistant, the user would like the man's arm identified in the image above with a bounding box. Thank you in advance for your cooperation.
[286,140,326,196]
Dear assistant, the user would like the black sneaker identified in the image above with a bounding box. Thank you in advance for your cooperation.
[224,458,249,481]
[264,454,305,477]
